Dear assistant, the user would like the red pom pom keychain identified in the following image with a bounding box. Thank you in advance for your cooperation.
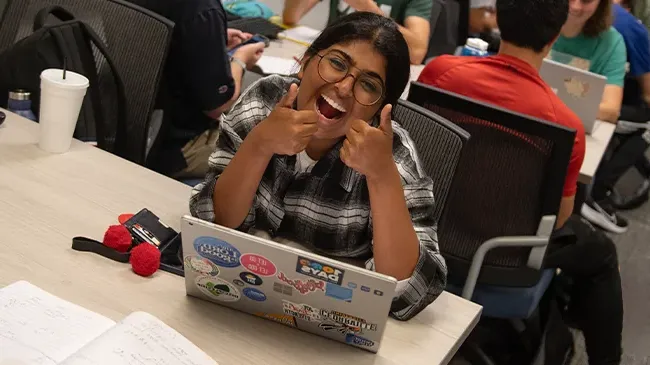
[129,243,161,277]
[103,225,132,253]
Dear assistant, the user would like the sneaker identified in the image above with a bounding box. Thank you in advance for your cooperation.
[614,179,650,211]
[581,198,629,234]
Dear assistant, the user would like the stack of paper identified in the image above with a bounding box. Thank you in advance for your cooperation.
[256,56,299,76]
[279,26,321,46]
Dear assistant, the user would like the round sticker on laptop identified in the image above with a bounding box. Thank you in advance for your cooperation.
[184,255,220,276]
[240,253,277,276]
[243,288,267,302]
[195,276,240,302]
[194,236,241,268]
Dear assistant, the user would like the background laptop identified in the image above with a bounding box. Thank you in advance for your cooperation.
[540,58,607,134]
[181,215,397,353]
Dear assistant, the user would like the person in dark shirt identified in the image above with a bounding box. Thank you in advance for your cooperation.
[128,0,264,178]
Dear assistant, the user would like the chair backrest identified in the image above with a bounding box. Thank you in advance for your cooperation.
[407,82,575,287]
[0,0,173,164]
[393,99,470,224]
[425,0,470,60]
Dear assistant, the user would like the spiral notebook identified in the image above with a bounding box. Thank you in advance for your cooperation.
[0,281,218,365]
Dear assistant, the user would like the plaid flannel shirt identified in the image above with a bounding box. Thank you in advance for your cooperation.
[190,75,447,320]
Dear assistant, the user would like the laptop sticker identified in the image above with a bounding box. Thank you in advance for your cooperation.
[373,289,384,297]
[239,272,263,286]
[564,77,590,98]
[233,279,246,287]
[345,333,375,347]
[243,287,267,302]
[282,300,321,322]
[195,276,241,302]
[320,309,377,332]
[254,312,297,327]
[273,282,293,296]
[347,282,357,289]
[325,283,353,302]
[319,321,359,335]
[184,255,220,276]
[194,236,241,268]
[296,256,345,285]
[277,272,325,295]
[240,253,277,277]
[360,286,370,292]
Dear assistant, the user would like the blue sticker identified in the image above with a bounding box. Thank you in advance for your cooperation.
[194,236,241,268]
[345,333,375,347]
[360,286,370,292]
[239,272,263,286]
[325,283,353,302]
[347,282,357,289]
[243,287,267,302]
[373,289,384,297]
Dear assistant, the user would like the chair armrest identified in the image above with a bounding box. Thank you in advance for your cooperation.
[460,215,556,300]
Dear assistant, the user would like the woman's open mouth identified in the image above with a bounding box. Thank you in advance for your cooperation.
[316,94,347,125]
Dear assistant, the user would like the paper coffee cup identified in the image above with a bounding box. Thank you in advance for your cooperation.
[38,69,89,153]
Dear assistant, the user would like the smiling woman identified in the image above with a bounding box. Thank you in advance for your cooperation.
[189,12,447,321]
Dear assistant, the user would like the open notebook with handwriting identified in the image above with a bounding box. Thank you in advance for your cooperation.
[0,281,218,365]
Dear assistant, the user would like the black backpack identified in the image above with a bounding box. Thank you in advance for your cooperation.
[0,6,127,155]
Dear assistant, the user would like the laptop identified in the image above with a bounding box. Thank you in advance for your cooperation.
[540,58,607,134]
[180,215,397,353]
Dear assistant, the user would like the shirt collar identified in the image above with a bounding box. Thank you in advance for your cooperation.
[309,139,361,193]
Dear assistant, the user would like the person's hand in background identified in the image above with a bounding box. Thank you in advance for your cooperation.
[232,42,265,70]
[226,28,252,50]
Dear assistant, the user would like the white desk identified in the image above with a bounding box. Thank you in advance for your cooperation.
[0,111,482,365]
[581,121,616,184]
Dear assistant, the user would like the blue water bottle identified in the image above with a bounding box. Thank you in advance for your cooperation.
[7,89,37,121]
[460,38,489,57]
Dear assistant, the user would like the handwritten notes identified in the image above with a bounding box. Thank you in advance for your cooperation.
[0,281,115,363]
[0,282,216,365]
[61,312,217,365]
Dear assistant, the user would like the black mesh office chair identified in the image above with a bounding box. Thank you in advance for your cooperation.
[393,99,470,224]
[408,82,576,364]
[407,82,575,319]
[0,0,173,164]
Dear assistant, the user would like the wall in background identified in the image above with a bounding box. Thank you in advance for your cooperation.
[262,0,329,30]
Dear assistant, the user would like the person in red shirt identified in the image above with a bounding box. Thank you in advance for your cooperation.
[420,18,584,229]
[419,0,622,364]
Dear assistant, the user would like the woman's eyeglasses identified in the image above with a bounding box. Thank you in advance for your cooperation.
[315,51,385,106]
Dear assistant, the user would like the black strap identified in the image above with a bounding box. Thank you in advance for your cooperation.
[33,6,75,31]
[72,236,130,263]
[71,236,185,276]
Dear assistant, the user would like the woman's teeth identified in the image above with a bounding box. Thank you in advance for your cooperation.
[321,95,346,113]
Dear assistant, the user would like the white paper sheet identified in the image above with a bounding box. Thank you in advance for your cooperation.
[0,281,116,364]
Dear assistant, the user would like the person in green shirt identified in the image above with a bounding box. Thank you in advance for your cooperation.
[553,0,627,124]
[282,0,432,64]
[553,0,631,235]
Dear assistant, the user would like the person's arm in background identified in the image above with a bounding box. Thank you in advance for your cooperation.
[347,0,431,64]
[176,8,263,123]
[599,33,627,123]
[206,43,265,120]
[282,0,321,25]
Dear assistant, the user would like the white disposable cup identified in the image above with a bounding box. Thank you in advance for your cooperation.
[38,69,89,153]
